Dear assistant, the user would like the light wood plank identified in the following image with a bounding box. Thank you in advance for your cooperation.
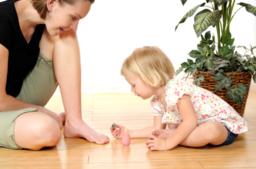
[0,84,255,169]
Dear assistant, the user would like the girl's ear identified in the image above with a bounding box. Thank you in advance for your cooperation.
[46,0,56,11]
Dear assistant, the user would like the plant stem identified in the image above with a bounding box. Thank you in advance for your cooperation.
[227,0,235,37]
[222,1,227,48]
[214,1,221,55]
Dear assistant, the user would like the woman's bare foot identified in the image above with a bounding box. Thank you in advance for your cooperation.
[64,119,109,144]
[59,112,65,126]
[38,107,64,128]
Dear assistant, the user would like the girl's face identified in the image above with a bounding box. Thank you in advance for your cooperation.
[123,69,155,100]
[45,0,91,35]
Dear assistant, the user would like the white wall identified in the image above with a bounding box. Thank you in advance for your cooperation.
[77,0,256,93]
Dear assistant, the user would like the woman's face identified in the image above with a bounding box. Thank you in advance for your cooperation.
[45,0,91,35]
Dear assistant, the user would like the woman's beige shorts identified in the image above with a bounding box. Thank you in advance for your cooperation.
[0,55,57,149]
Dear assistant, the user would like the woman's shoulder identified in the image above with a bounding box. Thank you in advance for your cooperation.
[0,0,15,50]
[0,0,14,17]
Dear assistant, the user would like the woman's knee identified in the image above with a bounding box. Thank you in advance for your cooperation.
[14,112,61,150]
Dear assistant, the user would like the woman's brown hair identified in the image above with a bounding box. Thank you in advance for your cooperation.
[32,0,95,19]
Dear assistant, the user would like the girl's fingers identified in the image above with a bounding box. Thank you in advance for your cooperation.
[110,123,122,135]
[113,130,121,137]
[148,134,157,140]
[121,130,130,146]
[146,137,155,145]
[110,123,130,143]
[111,127,122,138]
[146,142,156,150]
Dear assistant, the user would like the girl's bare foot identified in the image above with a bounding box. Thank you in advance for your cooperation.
[64,119,109,144]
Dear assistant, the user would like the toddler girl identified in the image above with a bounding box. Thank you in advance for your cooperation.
[110,46,248,151]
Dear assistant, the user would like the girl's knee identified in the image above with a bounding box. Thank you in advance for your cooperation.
[204,122,227,144]
[15,112,61,150]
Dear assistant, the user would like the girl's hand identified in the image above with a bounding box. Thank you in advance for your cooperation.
[152,129,175,139]
[110,123,122,139]
[110,123,130,146]
[146,134,170,151]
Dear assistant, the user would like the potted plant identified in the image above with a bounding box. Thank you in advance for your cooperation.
[175,0,256,116]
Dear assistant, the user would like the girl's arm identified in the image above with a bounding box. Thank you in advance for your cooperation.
[111,115,163,139]
[147,95,197,150]
[166,95,197,148]
[128,115,163,138]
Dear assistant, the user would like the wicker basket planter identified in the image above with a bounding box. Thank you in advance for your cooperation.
[193,71,252,116]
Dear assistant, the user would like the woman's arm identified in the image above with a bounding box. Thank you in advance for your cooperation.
[0,44,34,111]
[0,44,61,125]
[51,30,109,144]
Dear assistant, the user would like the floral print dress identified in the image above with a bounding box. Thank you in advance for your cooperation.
[151,75,248,134]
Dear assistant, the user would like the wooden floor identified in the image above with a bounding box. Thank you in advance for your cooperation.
[0,84,256,169]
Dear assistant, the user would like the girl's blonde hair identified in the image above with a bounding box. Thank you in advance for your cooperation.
[121,46,175,88]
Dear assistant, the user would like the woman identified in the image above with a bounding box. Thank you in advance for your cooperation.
[0,0,109,150]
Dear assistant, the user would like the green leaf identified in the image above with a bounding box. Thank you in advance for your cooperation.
[253,74,256,83]
[189,50,201,58]
[205,58,214,70]
[204,31,211,40]
[194,75,204,86]
[196,59,206,70]
[214,73,231,91]
[238,3,256,16]
[193,10,221,37]
[175,3,205,31]
[207,0,226,5]
[218,46,234,59]
[180,58,199,74]
[220,31,234,46]
[216,0,225,4]
[227,84,248,104]
[180,0,187,5]
[212,57,230,71]
[198,42,214,58]
[176,66,184,75]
